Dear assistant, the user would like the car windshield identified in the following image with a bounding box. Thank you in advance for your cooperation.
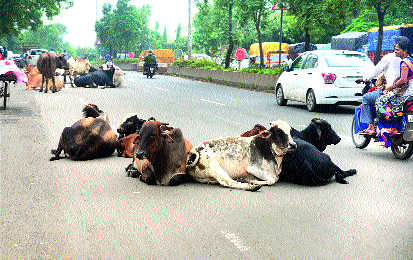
[323,54,373,67]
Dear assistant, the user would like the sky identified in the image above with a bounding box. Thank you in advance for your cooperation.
[45,0,197,48]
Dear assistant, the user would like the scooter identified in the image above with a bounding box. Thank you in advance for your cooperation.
[351,80,413,160]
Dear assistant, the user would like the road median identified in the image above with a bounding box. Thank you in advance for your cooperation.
[166,66,279,93]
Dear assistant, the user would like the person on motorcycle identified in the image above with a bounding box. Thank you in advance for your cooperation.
[357,36,404,135]
[143,50,157,75]
[374,36,413,146]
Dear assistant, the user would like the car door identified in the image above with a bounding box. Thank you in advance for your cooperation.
[295,53,318,102]
[287,53,309,101]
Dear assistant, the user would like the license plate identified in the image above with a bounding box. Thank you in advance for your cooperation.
[408,115,413,122]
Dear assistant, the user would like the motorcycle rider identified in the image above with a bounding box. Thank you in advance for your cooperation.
[143,50,158,75]
[357,36,404,135]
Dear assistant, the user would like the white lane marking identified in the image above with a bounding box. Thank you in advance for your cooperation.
[154,87,169,92]
[220,230,249,252]
[200,98,226,106]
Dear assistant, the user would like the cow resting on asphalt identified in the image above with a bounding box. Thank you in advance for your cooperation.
[126,120,193,186]
[50,104,117,161]
[67,57,91,87]
[186,120,297,191]
[241,118,356,185]
[74,67,116,88]
[116,114,156,157]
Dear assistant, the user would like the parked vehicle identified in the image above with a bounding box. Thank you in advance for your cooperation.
[276,50,374,111]
[26,49,48,66]
[250,42,289,66]
[352,83,413,160]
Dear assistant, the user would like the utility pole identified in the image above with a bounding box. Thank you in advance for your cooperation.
[188,0,192,59]
[95,0,98,61]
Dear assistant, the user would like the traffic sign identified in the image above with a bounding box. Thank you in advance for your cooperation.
[234,48,247,61]
[272,3,289,10]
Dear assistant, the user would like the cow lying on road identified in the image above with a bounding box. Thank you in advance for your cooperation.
[50,104,117,161]
[74,67,116,88]
[126,121,193,186]
[116,114,156,157]
[186,120,297,191]
[241,118,356,185]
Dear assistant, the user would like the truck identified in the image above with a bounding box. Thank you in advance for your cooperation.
[249,42,289,67]
[367,24,413,62]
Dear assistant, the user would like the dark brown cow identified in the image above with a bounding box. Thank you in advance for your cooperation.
[50,104,117,161]
[126,121,193,186]
[37,53,57,93]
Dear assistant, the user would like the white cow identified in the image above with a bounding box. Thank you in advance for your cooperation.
[186,120,297,191]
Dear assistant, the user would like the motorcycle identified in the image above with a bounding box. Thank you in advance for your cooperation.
[143,63,157,78]
[351,80,413,160]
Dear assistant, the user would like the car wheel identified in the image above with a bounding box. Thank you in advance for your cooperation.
[306,89,317,112]
[276,85,287,106]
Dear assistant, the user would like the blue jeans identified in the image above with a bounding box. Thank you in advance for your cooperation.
[360,90,383,124]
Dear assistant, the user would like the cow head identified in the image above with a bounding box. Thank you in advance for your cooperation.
[309,118,341,152]
[117,114,156,139]
[132,120,173,185]
[83,104,103,118]
[265,120,297,157]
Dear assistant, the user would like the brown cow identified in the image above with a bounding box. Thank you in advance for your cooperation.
[37,53,57,93]
[126,121,193,186]
[24,65,64,91]
[50,104,117,161]
[116,133,139,158]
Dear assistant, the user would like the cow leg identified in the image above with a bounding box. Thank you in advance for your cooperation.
[246,165,276,186]
[207,159,261,191]
[332,164,357,184]
[39,75,44,92]
[44,76,49,93]
[51,76,56,93]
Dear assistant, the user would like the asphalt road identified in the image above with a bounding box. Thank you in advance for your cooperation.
[1,71,412,259]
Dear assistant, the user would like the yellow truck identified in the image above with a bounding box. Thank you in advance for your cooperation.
[249,42,289,67]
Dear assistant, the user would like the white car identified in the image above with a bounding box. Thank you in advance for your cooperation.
[275,50,374,111]
[26,49,48,66]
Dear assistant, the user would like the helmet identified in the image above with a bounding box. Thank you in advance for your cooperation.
[149,50,153,54]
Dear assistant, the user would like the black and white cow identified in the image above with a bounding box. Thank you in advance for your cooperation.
[186,120,297,191]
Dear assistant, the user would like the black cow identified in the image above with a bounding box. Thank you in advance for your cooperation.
[74,67,116,88]
[50,104,117,161]
[117,114,156,139]
[127,121,193,186]
[241,118,356,185]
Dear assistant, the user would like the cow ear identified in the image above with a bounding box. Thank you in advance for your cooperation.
[133,134,141,144]
[162,132,174,142]
[259,130,271,139]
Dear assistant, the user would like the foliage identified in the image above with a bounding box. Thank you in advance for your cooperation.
[22,23,67,53]
[0,0,73,38]
[236,0,273,67]
[172,58,283,75]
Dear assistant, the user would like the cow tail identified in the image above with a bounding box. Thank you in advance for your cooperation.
[186,149,199,169]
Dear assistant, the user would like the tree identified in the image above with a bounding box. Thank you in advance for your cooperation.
[0,0,73,39]
[23,23,68,53]
[95,1,152,57]
[237,0,273,67]
[364,0,412,64]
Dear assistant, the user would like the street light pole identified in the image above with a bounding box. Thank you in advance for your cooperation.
[278,9,283,67]
[188,0,192,59]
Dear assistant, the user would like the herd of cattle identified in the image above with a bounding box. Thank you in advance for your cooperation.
[23,53,125,92]
[49,104,357,191]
